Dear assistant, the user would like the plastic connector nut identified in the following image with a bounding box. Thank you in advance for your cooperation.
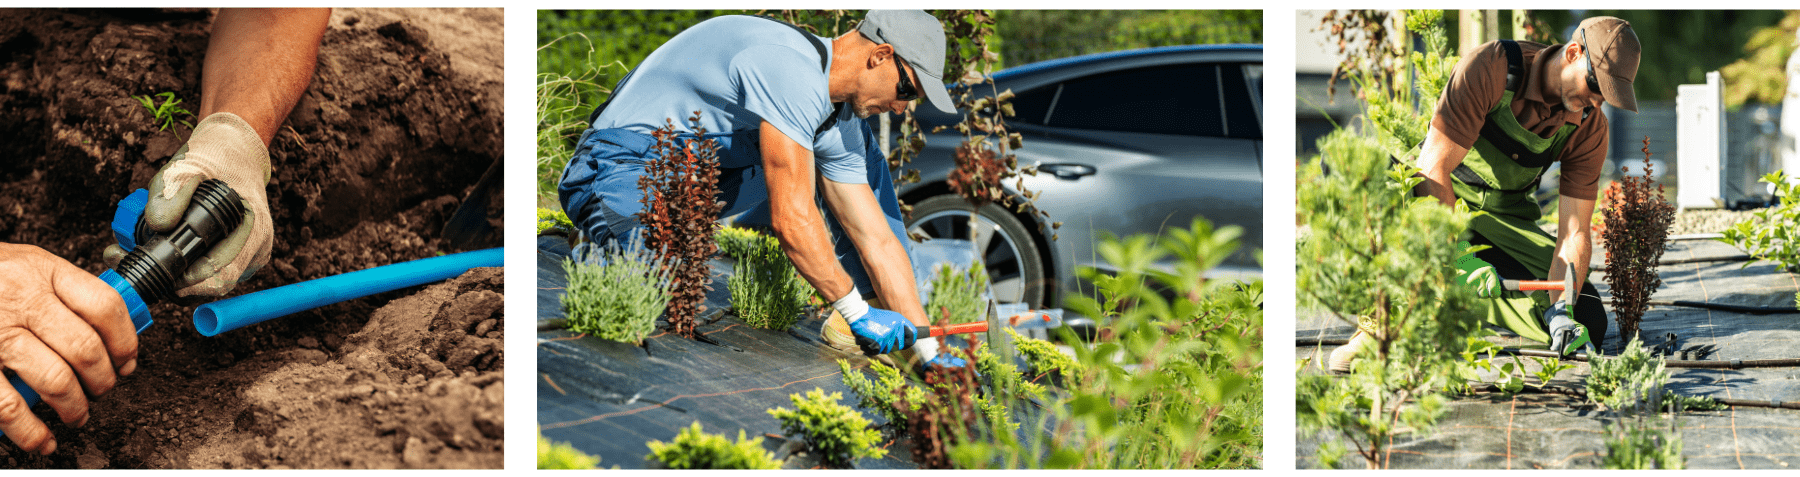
[98,269,154,334]
[111,189,150,252]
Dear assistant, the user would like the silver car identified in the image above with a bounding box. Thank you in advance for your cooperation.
[895,44,1263,314]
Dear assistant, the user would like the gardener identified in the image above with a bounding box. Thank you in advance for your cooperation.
[0,8,327,455]
[558,11,965,370]
[1332,16,1639,372]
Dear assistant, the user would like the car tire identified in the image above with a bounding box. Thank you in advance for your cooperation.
[905,194,1047,309]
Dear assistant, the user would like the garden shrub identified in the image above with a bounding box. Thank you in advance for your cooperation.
[714,226,764,260]
[725,230,809,330]
[939,217,1263,469]
[644,421,782,469]
[924,261,989,325]
[766,388,887,467]
[539,432,603,469]
[1294,11,1487,469]
[537,207,574,235]
[1601,137,1675,344]
[1720,169,1800,272]
[1004,327,1079,383]
[638,113,725,339]
[1585,337,1723,412]
[836,358,926,433]
[560,236,674,344]
[892,346,984,469]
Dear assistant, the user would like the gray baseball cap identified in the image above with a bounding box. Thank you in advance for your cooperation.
[857,10,956,114]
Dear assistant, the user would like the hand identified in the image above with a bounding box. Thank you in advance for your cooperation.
[1454,241,1502,298]
[140,112,273,297]
[0,244,139,455]
[848,308,917,356]
[1544,299,1591,356]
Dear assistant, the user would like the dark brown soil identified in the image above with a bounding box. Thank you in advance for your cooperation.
[0,8,503,468]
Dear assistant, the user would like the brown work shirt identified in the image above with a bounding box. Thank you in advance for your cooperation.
[1431,40,1608,200]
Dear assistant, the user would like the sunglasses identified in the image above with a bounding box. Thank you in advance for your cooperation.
[893,54,919,101]
[1580,29,1602,96]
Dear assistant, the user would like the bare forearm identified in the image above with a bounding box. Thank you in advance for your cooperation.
[1416,126,1469,207]
[773,203,854,303]
[1551,195,1597,304]
[829,197,928,327]
[201,8,330,146]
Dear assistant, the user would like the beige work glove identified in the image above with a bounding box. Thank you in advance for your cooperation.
[105,112,272,297]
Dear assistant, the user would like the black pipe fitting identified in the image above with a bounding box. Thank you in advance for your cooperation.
[113,179,245,302]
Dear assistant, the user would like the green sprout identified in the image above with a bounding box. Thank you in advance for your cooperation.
[135,92,194,131]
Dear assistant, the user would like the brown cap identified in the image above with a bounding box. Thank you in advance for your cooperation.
[1578,16,1641,112]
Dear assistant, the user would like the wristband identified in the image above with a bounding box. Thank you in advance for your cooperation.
[832,292,870,324]
[912,335,939,362]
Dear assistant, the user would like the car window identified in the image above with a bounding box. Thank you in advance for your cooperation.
[1222,63,1262,139]
[1044,64,1217,136]
[1009,84,1056,126]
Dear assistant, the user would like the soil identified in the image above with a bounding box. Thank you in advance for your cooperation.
[0,8,503,468]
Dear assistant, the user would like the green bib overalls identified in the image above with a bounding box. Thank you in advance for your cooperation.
[1438,41,1591,344]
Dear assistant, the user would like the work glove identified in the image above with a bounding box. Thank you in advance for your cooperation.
[1455,241,1503,298]
[1544,299,1593,356]
[911,338,971,373]
[833,293,917,356]
[105,112,272,297]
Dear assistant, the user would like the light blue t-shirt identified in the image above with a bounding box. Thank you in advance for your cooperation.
[594,15,869,184]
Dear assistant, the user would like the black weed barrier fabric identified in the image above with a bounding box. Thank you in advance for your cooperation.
[1299,239,1800,469]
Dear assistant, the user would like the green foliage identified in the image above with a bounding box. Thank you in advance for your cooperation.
[535,30,611,205]
[1585,337,1722,412]
[946,217,1263,469]
[537,207,575,235]
[714,226,764,260]
[644,421,783,469]
[1721,11,1800,108]
[560,237,674,344]
[766,388,887,467]
[1720,171,1800,272]
[539,432,603,469]
[1294,14,1487,469]
[1602,413,1685,469]
[924,261,988,325]
[135,92,194,131]
[725,230,809,330]
[1005,327,1079,383]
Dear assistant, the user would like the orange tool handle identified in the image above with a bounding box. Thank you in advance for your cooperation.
[928,321,989,337]
[1503,279,1564,291]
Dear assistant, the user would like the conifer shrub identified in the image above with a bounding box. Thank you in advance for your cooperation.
[644,421,782,469]
[766,388,887,467]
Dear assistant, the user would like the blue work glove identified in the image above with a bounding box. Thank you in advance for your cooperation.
[1544,299,1592,356]
[832,293,916,356]
[1455,241,1503,298]
[911,338,971,372]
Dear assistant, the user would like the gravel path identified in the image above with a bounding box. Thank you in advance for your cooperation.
[1669,208,1763,236]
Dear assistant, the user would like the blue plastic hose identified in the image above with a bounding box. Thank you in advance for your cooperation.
[193,247,503,336]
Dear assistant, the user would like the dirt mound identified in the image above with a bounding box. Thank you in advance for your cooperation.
[0,8,502,468]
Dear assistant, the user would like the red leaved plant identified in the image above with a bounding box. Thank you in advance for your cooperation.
[1600,136,1675,344]
[639,112,724,339]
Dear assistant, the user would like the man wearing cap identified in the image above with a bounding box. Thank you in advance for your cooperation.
[557,11,964,370]
[1331,17,1640,372]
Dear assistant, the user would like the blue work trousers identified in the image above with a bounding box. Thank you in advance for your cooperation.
[557,124,911,299]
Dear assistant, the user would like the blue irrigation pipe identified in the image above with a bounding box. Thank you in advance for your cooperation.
[193,247,502,336]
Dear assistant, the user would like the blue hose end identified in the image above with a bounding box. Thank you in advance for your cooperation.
[111,189,150,252]
[99,269,154,334]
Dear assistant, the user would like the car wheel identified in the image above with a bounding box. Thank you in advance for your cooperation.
[906,194,1047,308]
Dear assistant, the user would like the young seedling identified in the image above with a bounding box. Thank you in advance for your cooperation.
[135,92,194,131]
[726,231,810,330]
[560,235,674,344]
[638,113,725,338]
[1601,137,1675,343]
[644,421,782,469]
[766,388,887,468]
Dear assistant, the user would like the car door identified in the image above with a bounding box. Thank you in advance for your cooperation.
[1009,60,1264,282]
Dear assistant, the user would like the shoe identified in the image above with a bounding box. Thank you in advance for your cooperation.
[1327,316,1379,374]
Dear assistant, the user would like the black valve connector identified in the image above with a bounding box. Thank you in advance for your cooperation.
[114,179,245,302]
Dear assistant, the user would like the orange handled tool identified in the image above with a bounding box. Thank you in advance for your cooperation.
[927,310,1061,337]
[1501,263,1578,293]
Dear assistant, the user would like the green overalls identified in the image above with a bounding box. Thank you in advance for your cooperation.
[1435,41,1590,343]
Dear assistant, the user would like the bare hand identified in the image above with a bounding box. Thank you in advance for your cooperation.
[0,244,138,455]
